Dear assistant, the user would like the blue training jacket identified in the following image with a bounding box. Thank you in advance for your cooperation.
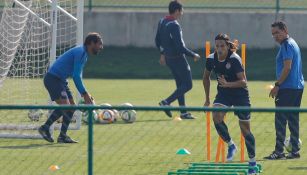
[48,45,88,94]
[276,37,304,89]
[155,16,196,58]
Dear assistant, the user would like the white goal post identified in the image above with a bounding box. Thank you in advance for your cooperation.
[0,0,84,139]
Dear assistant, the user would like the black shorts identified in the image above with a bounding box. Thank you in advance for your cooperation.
[44,73,73,101]
[213,92,251,121]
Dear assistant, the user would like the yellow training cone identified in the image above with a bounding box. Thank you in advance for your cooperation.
[49,165,60,171]
[173,116,182,121]
[265,84,274,90]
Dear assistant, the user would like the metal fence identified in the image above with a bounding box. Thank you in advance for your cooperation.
[84,0,307,11]
[1,105,307,175]
[1,1,306,11]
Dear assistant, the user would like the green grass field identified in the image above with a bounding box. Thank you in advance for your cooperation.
[0,79,307,175]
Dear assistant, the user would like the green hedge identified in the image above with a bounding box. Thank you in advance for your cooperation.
[84,46,307,80]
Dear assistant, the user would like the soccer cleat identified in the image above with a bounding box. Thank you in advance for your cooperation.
[248,161,257,175]
[263,151,286,160]
[286,152,300,159]
[159,100,172,118]
[180,113,196,119]
[227,144,237,161]
[57,135,78,144]
[38,126,54,143]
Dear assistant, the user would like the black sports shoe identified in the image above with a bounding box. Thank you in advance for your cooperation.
[286,152,300,159]
[180,113,196,119]
[57,135,78,144]
[263,151,286,160]
[38,126,54,143]
[159,100,172,118]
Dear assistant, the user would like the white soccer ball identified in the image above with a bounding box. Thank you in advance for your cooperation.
[28,109,44,122]
[82,110,98,123]
[100,103,119,122]
[71,111,80,123]
[284,136,302,153]
[97,109,115,124]
[100,103,112,107]
[119,103,133,115]
[120,110,137,123]
[119,103,136,123]
[112,109,120,122]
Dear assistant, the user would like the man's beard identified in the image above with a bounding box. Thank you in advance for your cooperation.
[93,50,99,55]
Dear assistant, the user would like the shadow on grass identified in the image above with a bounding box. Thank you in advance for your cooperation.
[288,167,307,170]
[84,119,171,126]
[114,119,172,124]
[0,143,67,149]
[184,158,289,164]
[134,119,171,123]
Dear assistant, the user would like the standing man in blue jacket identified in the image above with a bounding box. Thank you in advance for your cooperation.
[155,1,200,119]
[39,33,103,143]
[264,21,304,159]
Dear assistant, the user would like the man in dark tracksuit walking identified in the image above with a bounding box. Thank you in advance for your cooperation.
[264,21,304,160]
[155,1,200,119]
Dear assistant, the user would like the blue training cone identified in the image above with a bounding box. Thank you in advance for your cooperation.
[176,148,191,155]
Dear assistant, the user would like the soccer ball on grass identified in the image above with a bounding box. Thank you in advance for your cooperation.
[28,109,44,121]
[119,103,137,123]
[284,136,302,153]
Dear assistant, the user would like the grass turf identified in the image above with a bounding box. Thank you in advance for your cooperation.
[0,79,307,175]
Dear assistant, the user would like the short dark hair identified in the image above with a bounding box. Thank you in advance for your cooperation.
[84,32,102,46]
[168,1,182,14]
[271,21,287,31]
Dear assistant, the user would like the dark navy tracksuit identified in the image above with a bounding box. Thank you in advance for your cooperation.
[206,51,251,121]
[155,16,197,113]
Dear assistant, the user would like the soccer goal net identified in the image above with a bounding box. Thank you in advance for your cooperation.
[0,0,84,138]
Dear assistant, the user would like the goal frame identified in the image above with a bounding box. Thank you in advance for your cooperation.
[0,0,84,139]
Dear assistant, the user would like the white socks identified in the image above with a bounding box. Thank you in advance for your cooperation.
[227,140,235,146]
